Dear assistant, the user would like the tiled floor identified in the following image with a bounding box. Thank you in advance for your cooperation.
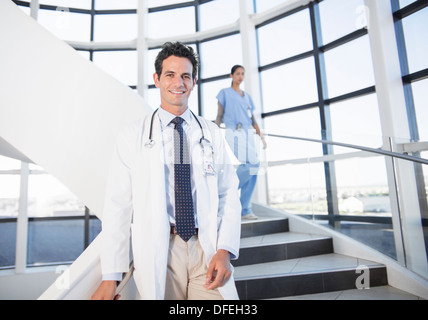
[270,285,424,300]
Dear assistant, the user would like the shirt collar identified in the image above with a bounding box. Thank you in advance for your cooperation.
[158,107,192,129]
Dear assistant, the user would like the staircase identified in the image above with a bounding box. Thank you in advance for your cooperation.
[233,207,388,299]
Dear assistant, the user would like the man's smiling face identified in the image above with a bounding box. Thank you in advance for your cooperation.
[153,55,196,115]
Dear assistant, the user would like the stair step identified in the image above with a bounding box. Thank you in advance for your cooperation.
[269,285,422,300]
[233,232,333,267]
[240,217,289,238]
[234,253,388,300]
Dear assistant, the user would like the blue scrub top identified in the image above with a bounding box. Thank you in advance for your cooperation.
[216,87,255,129]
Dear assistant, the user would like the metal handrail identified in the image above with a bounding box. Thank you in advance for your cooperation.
[265,133,428,165]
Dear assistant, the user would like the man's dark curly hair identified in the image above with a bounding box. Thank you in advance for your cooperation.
[154,42,199,80]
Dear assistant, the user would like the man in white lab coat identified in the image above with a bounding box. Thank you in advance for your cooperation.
[91,42,241,300]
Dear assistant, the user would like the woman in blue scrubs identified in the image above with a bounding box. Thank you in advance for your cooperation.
[215,65,267,220]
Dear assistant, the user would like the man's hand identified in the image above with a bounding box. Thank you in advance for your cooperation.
[91,281,120,300]
[204,249,231,290]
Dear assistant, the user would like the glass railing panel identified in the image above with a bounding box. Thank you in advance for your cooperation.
[0,220,16,269]
[334,155,390,217]
[421,150,428,278]
[89,214,102,244]
[267,161,327,221]
[392,155,428,279]
[265,134,327,223]
[421,151,428,212]
[27,218,84,266]
[264,132,428,276]
[321,151,397,260]
[27,165,85,218]
[390,138,428,280]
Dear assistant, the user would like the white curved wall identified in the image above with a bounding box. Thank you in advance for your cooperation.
[0,1,150,299]
[0,0,149,220]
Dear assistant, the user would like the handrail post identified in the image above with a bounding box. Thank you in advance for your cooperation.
[391,146,428,277]
[385,137,406,266]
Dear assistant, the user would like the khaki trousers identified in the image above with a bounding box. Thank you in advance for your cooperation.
[165,234,224,300]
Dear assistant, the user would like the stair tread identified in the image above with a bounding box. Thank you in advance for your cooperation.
[268,285,423,300]
[240,231,330,249]
[234,253,384,280]
[240,210,287,225]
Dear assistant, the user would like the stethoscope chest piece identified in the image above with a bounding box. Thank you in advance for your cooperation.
[144,139,155,148]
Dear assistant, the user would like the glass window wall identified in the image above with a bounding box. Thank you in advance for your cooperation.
[28,172,84,218]
[255,0,402,260]
[412,79,428,141]
[318,0,367,45]
[255,0,290,13]
[329,94,382,152]
[257,9,313,65]
[94,0,137,10]
[260,57,318,113]
[323,35,375,98]
[201,78,231,121]
[0,156,19,268]
[147,0,190,8]
[38,8,91,42]
[92,50,138,87]
[268,162,327,217]
[0,156,20,220]
[147,7,195,39]
[199,34,243,79]
[399,0,417,8]
[27,219,84,265]
[39,0,92,9]
[401,6,428,73]
[0,153,99,269]
[391,0,428,278]
[93,14,138,42]
[393,0,428,144]
[147,48,161,87]
[0,221,16,268]
[263,108,323,161]
[199,0,240,31]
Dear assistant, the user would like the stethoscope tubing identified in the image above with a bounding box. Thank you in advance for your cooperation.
[146,108,206,148]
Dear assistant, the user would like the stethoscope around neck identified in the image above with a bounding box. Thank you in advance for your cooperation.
[144,107,210,149]
[144,108,216,176]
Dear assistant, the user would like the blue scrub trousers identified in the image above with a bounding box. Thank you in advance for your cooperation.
[237,162,260,216]
[226,127,260,216]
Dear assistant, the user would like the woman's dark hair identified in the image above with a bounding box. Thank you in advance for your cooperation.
[230,65,245,75]
[155,42,199,80]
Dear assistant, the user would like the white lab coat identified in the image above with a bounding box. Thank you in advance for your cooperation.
[100,111,242,300]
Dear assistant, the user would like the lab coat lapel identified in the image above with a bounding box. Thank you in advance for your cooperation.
[189,118,218,264]
[132,113,169,299]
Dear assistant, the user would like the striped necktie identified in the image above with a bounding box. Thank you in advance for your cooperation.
[171,117,195,242]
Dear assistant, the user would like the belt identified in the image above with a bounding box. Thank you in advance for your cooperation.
[170,226,198,235]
